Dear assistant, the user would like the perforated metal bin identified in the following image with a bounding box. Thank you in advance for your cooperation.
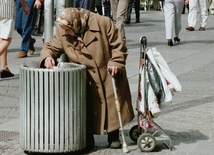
[19,62,86,153]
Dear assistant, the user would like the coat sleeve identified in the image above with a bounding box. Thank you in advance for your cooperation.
[105,18,128,70]
[40,27,65,65]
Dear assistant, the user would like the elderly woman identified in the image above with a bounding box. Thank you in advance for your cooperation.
[40,8,134,151]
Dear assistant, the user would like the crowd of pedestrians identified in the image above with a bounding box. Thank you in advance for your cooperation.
[1,1,213,73]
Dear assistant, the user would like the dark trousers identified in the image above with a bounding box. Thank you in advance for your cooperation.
[32,2,44,34]
[89,0,103,15]
[107,129,119,143]
[74,0,90,9]
[104,1,111,18]
[126,0,140,20]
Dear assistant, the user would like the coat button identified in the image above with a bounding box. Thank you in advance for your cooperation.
[89,81,92,85]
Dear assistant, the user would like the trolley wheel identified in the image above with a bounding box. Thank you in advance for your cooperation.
[129,125,140,143]
[137,133,156,152]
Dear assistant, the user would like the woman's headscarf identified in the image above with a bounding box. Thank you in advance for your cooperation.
[56,7,89,35]
[56,8,90,50]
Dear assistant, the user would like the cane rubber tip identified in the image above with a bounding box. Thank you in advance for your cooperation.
[123,147,129,153]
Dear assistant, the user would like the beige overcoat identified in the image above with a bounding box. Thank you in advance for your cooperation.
[40,12,134,135]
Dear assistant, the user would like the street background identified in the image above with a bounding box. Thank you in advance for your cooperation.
[0,9,214,155]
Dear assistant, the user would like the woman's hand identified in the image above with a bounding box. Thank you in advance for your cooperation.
[140,59,145,66]
[108,66,118,77]
[44,57,55,68]
[34,0,42,9]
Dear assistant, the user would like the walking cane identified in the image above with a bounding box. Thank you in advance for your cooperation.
[108,68,129,153]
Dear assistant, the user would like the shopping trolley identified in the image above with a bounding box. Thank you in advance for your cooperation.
[129,36,173,152]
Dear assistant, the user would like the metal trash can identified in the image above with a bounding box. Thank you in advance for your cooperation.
[19,62,86,153]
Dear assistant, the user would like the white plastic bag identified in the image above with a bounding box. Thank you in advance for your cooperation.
[151,48,182,92]
[147,49,172,103]
[136,67,160,117]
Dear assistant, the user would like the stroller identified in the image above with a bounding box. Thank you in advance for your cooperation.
[129,36,178,152]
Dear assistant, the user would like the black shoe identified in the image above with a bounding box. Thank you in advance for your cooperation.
[136,19,140,23]
[109,140,122,149]
[32,32,43,36]
[168,39,173,46]
[0,70,14,78]
[108,129,121,149]
[124,18,130,24]
[174,37,180,43]
[28,38,36,55]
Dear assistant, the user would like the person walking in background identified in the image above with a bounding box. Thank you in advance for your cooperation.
[74,0,90,9]
[209,0,214,14]
[32,0,44,36]
[186,0,208,31]
[182,0,189,14]
[0,0,29,78]
[40,7,134,152]
[164,0,184,46]
[124,0,140,24]
[110,0,128,42]
[15,0,42,58]
[103,0,112,18]
[89,0,103,15]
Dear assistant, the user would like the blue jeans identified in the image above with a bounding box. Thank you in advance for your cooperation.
[74,0,90,9]
[15,0,36,53]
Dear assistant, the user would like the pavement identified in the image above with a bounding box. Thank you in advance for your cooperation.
[0,10,214,155]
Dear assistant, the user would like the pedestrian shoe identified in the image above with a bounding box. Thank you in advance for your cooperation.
[136,19,140,23]
[174,37,180,43]
[124,18,130,24]
[186,26,195,31]
[109,140,122,149]
[32,32,43,36]
[168,39,173,46]
[15,51,27,58]
[199,27,205,31]
[28,38,36,55]
[0,70,14,78]
[42,37,45,44]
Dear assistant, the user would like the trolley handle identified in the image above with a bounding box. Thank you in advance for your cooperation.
[108,67,112,73]
[140,36,147,60]
[140,36,147,51]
